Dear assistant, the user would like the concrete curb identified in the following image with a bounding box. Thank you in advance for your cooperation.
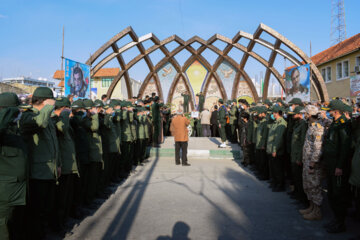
[147,147,242,160]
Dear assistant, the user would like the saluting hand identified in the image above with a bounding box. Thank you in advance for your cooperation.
[57,167,61,178]
[335,168,343,176]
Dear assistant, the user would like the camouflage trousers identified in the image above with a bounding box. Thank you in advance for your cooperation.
[302,161,323,205]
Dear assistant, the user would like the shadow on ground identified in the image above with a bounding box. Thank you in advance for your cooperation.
[156,221,191,240]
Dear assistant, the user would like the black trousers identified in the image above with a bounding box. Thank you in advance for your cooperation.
[175,141,188,165]
[211,124,219,137]
[327,173,351,223]
[27,179,56,240]
[291,162,306,199]
[256,149,268,178]
[269,155,284,188]
[54,174,74,228]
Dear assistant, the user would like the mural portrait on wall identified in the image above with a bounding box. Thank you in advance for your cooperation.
[216,61,237,100]
[157,62,177,103]
[204,77,223,111]
[185,60,208,105]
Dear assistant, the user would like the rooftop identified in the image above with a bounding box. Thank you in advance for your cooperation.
[311,33,360,66]
[53,68,120,79]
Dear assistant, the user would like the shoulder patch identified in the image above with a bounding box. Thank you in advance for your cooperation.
[316,135,321,140]
[316,123,323,128]
[311,122,316,126]
[340,119,345,124]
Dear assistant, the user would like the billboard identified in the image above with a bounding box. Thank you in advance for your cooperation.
[284,64,310,103]
[65,58,90,99]
[350,75,360,97]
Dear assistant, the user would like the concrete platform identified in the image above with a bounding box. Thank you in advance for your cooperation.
[148,137,242,160]
[62,154,359,240]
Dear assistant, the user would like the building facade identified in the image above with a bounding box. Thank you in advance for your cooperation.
[312,33,360,100]
[2,76,55,88]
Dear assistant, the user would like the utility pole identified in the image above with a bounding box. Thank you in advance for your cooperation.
[61,26,64,71]
[331,0,347,46]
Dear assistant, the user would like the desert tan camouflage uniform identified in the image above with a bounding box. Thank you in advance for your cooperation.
[302,121,325,206]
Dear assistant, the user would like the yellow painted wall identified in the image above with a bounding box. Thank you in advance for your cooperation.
[91,77,125,99]
[317,50,360,100]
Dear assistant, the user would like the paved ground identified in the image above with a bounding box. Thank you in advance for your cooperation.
[61,146,359,240]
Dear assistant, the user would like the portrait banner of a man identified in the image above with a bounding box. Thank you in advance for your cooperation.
[65,58,91,99]
[285,64,310,103]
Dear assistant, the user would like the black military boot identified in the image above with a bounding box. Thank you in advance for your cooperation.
[326,221,346,233]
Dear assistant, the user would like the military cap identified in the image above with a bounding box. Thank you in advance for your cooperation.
[19,103,32,109]
[276,98,284,103]
[328,99,348,112]
[249,106,258,113]
[232,99,237,103]
[293,106,304,114]
[251,102,256,106]
[55,97,71,108]
[218,99,224,104]
[271,105,283,113]
[256,106,267,114]
[305,105,319,115]
[109,99,118,108]
[343,104,353,113]
[71,99,85,109]
[264,99,273,106]
[288,98,303,105]
[0,92,20,107]
[33,87,54,99]
[94,99,104,108]
[83,99,94,109]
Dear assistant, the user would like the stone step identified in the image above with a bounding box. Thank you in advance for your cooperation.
[147,137,242,159]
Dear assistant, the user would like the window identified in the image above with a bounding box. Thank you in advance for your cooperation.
[327,66,331,81]
[321,69,326,80]
[336,60,349,80]
[321,66,332,82]
[90,79,94,88]
[337,62,342,79]
[101,78,113,88]
[343,60,349,77]
[356,56,360,66]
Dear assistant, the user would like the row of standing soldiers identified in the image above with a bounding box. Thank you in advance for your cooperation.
[0,87,163,240]
[217,97,360,233]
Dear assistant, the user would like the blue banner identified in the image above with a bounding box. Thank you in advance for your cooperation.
[65,58,91,99]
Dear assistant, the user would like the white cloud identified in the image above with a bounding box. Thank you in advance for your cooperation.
[0,14,7,19]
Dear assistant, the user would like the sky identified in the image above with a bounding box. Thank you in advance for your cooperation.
[0,0,358,84]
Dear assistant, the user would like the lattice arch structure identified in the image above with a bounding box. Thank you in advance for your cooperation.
[86,23,328,103]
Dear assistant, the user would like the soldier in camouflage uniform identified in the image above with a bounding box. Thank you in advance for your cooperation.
[299,105,324,220]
